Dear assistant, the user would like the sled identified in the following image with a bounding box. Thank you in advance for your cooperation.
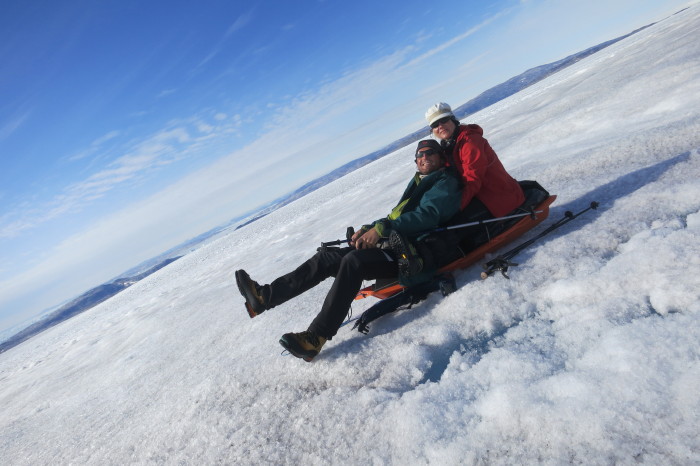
[355,193,557,301]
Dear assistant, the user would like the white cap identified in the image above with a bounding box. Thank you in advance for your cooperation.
[425,102,454,126]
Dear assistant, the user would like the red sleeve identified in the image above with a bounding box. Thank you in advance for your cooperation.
[457,139,489,209]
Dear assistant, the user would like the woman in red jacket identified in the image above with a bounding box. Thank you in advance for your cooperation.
[425,102,525,251]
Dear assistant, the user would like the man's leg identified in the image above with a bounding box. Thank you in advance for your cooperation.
[307,248,398,339]
[259,247,352,308]
[236,247,352,316]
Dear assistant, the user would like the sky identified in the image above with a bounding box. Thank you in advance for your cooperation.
[0,0,694,334]
[1,5,699,462]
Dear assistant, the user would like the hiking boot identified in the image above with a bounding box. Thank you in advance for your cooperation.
[279,330,327,362]
[235,269,267,318]
[388,231,423,278]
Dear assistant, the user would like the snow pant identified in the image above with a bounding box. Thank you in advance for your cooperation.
[258,247,398,339]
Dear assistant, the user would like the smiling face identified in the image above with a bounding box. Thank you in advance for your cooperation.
[415,148,444,175]
[431,117,457,140]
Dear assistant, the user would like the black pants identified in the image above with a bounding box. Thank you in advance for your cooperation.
[258,247,398,339]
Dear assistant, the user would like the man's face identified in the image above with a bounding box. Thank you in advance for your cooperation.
[415,148,444,175]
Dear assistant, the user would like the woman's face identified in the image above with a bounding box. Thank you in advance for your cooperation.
[431,117,456,140]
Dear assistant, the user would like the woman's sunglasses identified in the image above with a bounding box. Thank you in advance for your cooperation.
[430,116,452,129]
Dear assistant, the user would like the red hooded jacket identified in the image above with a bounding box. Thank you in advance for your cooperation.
[448,124,524,216]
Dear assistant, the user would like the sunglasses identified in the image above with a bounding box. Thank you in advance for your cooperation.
[430,116,452,129]
[415,149,441,159]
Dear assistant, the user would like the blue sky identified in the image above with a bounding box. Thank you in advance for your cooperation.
[0,0,692,334]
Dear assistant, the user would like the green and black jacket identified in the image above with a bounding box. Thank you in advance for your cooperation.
[367,168,461,240]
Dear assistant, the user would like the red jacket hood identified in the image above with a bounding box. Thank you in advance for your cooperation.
[458,124,484,138]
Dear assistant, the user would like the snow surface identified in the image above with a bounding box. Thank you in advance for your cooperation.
[2,7,700,465]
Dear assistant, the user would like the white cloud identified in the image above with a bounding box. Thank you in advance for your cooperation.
[403,11,507,68]
[67,130,122,162]
[198,9,256,68]
[0,108,32,141]
[225,10,254,37]
[0,126,194,239]
[156,88,177,98]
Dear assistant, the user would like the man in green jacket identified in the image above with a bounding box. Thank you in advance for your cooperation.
[235,139,461,362]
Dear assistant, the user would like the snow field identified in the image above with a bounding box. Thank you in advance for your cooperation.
[1,6,699,464]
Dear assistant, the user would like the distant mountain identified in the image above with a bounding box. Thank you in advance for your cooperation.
[0,257,180,354]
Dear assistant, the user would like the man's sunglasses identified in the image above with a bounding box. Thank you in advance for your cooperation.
[430,116,452,129]
[415,149,441,159]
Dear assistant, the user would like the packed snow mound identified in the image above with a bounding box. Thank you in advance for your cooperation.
[1,6,699,465]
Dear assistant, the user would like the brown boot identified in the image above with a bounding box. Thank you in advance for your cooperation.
[235,269,267,318]
[279,330,327,362]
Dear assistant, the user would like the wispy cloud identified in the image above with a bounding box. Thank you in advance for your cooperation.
[67,130,122,162]
[0,102,253,244]
[157,88,177,98]
[0,108,33,141]
[403,9,510,69]
[225,10,254,37]
[198,10,255,68]
[0,127,192,239]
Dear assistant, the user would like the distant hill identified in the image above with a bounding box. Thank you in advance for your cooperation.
[0,257,180,354]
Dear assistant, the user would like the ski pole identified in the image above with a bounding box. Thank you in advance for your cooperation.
[319,227,356,251]
[427,209,543,234]
[481,201,599,279]
[319,209,543,250]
